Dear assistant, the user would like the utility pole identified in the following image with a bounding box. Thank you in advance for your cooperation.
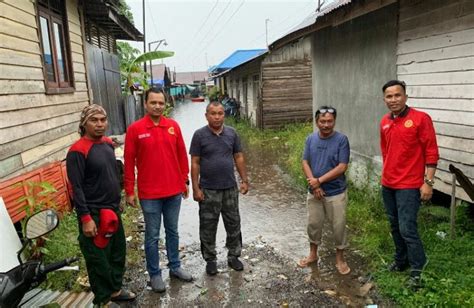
[148,39,167,87]
[143,0,147,73]
[265,18,269,48]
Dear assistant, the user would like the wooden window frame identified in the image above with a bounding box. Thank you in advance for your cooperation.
[37,3,75,94]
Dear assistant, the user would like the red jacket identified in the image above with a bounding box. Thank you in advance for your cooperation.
[124,115,189,199]
[380,107,439,189]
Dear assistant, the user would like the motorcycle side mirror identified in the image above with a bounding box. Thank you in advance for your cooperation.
[25,209,59,240]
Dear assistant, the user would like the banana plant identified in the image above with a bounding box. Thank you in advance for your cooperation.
[117,42,174,94]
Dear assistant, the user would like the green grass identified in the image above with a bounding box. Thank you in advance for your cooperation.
[41,198,142,292]
[229,118,474,307]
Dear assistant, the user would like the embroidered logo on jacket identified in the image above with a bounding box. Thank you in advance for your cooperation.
[168,127,175,135]
[404,120,413,128]
[138,133,151,139]
[382,124,391,130]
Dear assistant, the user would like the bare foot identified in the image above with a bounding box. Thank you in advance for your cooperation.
[336,262,351,275]
[297,256,318,268]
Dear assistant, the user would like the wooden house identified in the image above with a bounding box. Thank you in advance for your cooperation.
[215,39,312,129]
[271,0,473,201]
[0,0,142,180]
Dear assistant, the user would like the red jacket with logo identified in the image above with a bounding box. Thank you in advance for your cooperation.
[380,107,439,189]
[124,115,189,199]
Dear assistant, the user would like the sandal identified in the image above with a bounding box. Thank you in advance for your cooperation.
[297,257,318,268]
[336,262,351,275]
[110,289,136,302]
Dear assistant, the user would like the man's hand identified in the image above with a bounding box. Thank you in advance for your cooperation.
[239,182,249,194]
[307,177,320,190]
[126,195,137,208]
[193,187,205,202]
[420,183,433,201]
[313,187,326,200]
[183,184,189,199]
[82,220,97,237]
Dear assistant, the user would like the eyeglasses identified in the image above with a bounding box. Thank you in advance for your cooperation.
[316,108,335,115]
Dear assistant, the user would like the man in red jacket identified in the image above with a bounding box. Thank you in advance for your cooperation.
[124,87,192,293]
[380,80,439,289]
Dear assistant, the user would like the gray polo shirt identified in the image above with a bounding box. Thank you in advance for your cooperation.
[190,125,242,189]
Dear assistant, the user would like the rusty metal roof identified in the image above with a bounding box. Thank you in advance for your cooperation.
[20,288,94,307]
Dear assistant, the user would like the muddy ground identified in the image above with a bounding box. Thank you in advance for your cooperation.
[111,101,383,307]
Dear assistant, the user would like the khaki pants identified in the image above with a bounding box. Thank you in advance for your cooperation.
[306,189,348,250]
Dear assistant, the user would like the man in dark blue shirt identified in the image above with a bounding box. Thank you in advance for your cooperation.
[190,101,249,276]
[298,106,351,275]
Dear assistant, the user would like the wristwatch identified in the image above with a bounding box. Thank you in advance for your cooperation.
[424,178,435,187]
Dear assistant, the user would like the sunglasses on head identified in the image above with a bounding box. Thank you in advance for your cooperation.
[317,108,335,114]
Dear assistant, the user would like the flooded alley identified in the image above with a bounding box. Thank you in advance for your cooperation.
[120,100,378,307]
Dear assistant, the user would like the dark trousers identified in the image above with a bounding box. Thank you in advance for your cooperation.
[199,187,242,261]
[78,210,126,304]
[382,186,427,273]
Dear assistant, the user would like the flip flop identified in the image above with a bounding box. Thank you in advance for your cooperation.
[297,257,318,268]
[336,262,351,275]
[110,289,136,302]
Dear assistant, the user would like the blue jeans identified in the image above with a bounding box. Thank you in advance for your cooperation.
[382,186,426,272]
[140,194,182,277]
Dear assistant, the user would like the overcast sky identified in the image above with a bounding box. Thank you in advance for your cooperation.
[125,0,329,72]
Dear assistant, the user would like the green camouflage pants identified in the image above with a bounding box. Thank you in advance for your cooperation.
[199,187,242,261]
[78,209,126,305]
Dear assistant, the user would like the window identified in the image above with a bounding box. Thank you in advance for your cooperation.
[37,0,73,93]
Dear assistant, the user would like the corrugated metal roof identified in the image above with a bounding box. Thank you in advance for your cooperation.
[270,0,353,49]
[20,288,94,307]
[210,49,267,73]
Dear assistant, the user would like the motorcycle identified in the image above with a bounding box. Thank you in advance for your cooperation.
[0,209,78,307]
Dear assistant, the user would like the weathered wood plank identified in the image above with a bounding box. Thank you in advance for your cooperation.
[71,42,83,54]
[408,84,474,100]
[0,33,40,54]
[0,112,82,144]
[0,155,23,179]
[399,0,474,32]
[419,108,474,126]
[439,147,474,165]
[397,43,474,65]
[0,80,44,95]
[21,132,78,166]
[71,52,85,64]
[434,122,474,139]
[0,48,42,68]
[434,169,470,202]
[397,28,474,55]
[398,56,474,75]
[437,135,473,154]
[408,98,473,112]
[69,32,83,45]
[0,64,44,80]
[0,122,78,161]
[0,17,38,42]
[74,72,86,82]
[0,2,36,28]
[0,101,87,129]
[0,92,89,112]
[16,148,69,176]
[74,81,88,92]
[68,22,83,37]
[399,13,474,42]
[2,0,35,15]
[73,62,86,74]
[438,159,474,180]
[400,71,474,86]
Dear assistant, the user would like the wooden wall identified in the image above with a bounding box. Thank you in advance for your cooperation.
[397,0,474,201]
[261,37,312,129]
[0,0,90,179]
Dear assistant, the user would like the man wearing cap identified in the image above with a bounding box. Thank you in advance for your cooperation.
[66,104,135,305]
[298,106,351,275]
[124,87,192,293]
[380,80,439,289]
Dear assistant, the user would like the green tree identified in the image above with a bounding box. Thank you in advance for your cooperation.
[117,0,134,24]
[117,42,174,94]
